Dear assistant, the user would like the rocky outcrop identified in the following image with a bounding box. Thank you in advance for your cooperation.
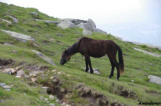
[1,29,35,42]
[57,18,107,35]
[57,19,75,29]
[148,75,161,85]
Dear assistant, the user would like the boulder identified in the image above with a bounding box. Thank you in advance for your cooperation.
[1,29,34,42]
[57,19,76,29]
[16,70,25,77]
[148,75,161,85]
[32,50,56,66]
[57,18,107,35]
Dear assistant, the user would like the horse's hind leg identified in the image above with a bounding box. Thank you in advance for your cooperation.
[114,62,120,80]
[86,56,93,74]
[85,56,89,72]
[109,64,115,78]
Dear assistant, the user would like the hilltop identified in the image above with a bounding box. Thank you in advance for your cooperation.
[0,2,161,106]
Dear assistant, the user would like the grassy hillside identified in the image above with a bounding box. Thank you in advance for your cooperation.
[0,2,161,106]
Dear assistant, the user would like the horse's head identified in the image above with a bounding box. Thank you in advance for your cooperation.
[60,49,71,65]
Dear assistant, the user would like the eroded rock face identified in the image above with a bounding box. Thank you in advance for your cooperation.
[148,75,161,85]
[1,29,35,42]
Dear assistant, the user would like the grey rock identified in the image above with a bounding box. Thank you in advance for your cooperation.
[5,88,11,91]
[2,68,16,74]
[3,85,11,89]
[87,18,96,31]
[6,15,18,23]
[0,83,6,87]
[1,29,34,42]
[32,50,56,66]
[148,75,161,85]
[93,68,101,75]
[134,48,161,57]
[3,42,13,46]
[49,95,55,100]
[77,23,93,35]
[49,103,55,106]
[71,19,87,25]
[16,70,25,77]
[57,19,76,29]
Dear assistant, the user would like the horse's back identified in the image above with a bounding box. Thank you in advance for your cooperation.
[78,37,112,57]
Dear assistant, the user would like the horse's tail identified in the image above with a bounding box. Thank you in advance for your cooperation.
[117,46,124,74]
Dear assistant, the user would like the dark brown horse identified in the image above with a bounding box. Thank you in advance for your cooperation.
[60,37,124,80]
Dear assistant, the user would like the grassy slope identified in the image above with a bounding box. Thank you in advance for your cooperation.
[0,2,161,106]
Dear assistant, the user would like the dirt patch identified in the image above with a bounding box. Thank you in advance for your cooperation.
[110,83,137,99]
[0,59,14,66]
[23,64,49,72]
[75,83,109,106]
[45,76,125,106]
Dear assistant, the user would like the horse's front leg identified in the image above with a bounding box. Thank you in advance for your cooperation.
[85,56,89,72]
[87,56,93,74]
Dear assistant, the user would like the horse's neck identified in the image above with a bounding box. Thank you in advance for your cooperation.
[68,42,79,55]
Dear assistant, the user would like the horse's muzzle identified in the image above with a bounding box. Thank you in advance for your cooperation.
[60,59,66,65]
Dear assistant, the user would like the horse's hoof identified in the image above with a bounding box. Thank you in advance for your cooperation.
[90,71,94,74]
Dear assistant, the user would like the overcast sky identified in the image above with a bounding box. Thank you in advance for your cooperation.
[1,0,161,46]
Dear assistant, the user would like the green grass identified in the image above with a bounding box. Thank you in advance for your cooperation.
[0,2,161,106]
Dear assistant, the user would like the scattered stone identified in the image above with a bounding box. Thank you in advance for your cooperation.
[49,103,55,106]
[49,95,55,100]
[39,96,44,100]
[0,83,6,87]
[93,68,101,75]
[44,98,48,102]
[16,70,25,77]
[3,42,13,46]
[134,48,161,57]
[2,85,11,89]
[148,75,161,85]
[32,50,56,66]
[31,77,37,82]
[1,29,35,42]
[2,68,16,75]
[52,69,57,73]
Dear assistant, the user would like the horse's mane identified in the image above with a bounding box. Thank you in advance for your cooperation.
[66,41,80,55]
